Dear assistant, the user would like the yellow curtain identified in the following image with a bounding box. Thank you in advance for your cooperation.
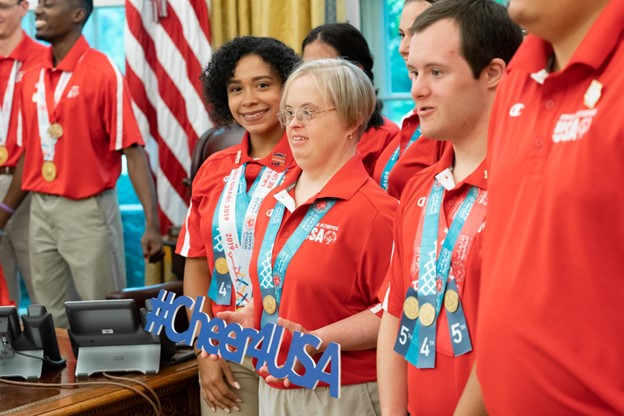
[210,0,329,54]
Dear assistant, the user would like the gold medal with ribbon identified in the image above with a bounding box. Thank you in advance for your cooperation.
[262,295,277,315]
[403,296,420,320]
[215,257,229,275]
[47,123,64,140]
[0,146,8,165]
[444,289,459,313]
[419,303,436,327]
[41,160,57,182]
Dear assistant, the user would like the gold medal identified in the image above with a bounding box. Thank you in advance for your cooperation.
[444,289,459,314]
[215,257,228,275]
[41,160,57,182]
[403,296,419,320]
[0,146,8,165]
[47,123,64,140]
[419,303,435,327]
[262,295,277,315]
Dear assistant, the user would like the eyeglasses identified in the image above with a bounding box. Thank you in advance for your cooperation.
[276,108,335,126]
[0,2,19,11]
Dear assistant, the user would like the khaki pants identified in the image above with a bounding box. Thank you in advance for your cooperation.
[0,175,33,306]
[29,190,125,328]
[200,357,260,416]
[258,379,380,416]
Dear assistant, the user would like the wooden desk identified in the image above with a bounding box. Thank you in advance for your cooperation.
[0,330,199,415]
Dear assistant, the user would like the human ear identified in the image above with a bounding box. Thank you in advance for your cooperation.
[485,58,506,89]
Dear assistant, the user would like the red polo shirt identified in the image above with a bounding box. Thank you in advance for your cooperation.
[373,110,446,199]
[0,33,46,167]
[19,36,143,198]
[177,132,295,314]
[249,156,397,387]
[478,1,624,414]
[383,145,486,415]
[358,116,399,176]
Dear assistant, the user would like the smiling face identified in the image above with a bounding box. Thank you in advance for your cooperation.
[408,18,490,143]
[281,74,356,174]
[34,0,84,43]
[226,54,284,143]
[398,1,432,63]
[0,0,28,41]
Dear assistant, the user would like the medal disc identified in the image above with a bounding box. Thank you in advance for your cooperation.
[0,146,8,165]
[419,303,435,327]
[41,161,57,182]
[403,296,419,320]
[263,295,277,315]
[47,123,64,140]
[444,289,459,314]
[215,257,228,274]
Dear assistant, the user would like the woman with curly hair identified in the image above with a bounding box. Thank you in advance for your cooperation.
[176,36,299,415]
[301,22,400,177]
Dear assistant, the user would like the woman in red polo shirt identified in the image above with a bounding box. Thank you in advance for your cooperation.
[372,0,446,199]
[245,59,397,415]
[176,36,299,416]
[301,23,399,177]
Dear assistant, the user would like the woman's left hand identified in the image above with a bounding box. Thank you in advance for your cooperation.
[262,317,324,387]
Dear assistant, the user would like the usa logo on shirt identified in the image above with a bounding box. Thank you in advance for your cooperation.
[552,108,597,143]
[307,222,339,245]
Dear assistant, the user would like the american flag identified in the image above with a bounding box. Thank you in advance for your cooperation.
[124,0,212,234]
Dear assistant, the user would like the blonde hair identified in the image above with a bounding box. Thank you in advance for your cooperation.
[281,59,376,139]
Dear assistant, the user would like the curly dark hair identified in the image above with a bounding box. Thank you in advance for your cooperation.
[201,36,299,126]
[302,23,384,130]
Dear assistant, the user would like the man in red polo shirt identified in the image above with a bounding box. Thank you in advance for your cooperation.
[0,0,45,306]
[13,0,161,327]
[456,0,624,414]
[376,1,522,415]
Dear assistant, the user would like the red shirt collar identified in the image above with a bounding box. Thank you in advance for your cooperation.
[276,155,371,205]
[509,0,623,74]
[237,130,294,170]
[44,35,90,71]
[433,144,487,191]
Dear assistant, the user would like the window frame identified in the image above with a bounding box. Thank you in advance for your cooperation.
[360,0,414,124]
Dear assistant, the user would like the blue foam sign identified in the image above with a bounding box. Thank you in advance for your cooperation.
[144,289,341,398]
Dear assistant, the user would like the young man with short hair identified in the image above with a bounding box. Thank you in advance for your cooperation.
[376,1,522,414]
[16,0,162,327]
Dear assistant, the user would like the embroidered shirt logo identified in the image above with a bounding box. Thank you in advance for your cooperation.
[509,103,524,117]
[552,109,597,143]
[307,222,338,245]
[66,85,80,99]
[271,152,286,167]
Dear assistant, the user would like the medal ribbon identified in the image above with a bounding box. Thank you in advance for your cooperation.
[36,69,72,161]
[0,61,20,147]
[258,195,335,327]
[379,127,421,190]
[209,163,286,306]
[395,180,484,368]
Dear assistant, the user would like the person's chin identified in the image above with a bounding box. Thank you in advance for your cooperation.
[35,31,50,42]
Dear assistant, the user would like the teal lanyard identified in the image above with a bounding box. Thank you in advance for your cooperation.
[257,197,335,327]
[379,127,421,190]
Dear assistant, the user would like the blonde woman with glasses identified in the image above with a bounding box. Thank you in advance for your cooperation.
[229,59,398,415]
